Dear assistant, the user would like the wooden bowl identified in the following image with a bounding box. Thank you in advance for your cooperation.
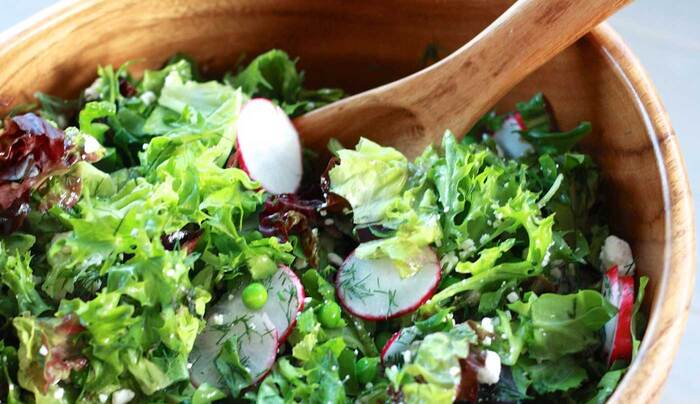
[0,0,694,402]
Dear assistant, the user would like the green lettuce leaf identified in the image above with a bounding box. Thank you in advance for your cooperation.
[0,244,50,316]
[509,290,616,360]
[225,49,343,117]
[329,138,409,225]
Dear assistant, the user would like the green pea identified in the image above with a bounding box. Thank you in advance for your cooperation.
[355,357,379,384]
[248,255,277,279]
[375,331,393,350]
[319,302,342,328]
[242,282,268,310]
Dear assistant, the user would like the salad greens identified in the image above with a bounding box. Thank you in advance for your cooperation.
[0,49,646,403]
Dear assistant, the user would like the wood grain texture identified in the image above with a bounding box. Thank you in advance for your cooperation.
[294,0,633,157]
[0,1,694,402]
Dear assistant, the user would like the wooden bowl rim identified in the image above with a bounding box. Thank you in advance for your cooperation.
[0,2,695,403]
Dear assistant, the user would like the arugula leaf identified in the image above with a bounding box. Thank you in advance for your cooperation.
[515,355,588,394]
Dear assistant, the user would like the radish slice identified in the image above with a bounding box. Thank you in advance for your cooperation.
[381,326,421,365]
[190,310,278,388]
[261,265,305,342]
[603,265,635,365]
[336,246,441,320]
[236,98,302,194]
[208,265,304,344]
[493,113,533,159]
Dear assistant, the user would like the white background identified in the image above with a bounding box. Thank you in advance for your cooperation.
[1,1,698,402]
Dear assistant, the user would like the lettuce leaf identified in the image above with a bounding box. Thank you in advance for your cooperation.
[0,244,50,316]
[329,138,409,225]
[387,324,476,404]
[225,49,343,117]
[508,290,616,360]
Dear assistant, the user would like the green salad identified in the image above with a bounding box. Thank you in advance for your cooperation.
[0,50,647,403]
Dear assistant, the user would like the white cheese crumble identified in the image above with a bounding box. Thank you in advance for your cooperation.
[84,78,103,101]
[506,291,520,303]
[211,314,224,325]
[599,235,635,275]
[440,252,459,272]
[83,134,102,155]
[54,387,65,399]
[481,317,495,333]
[99,393,109,403]
[140,91,157,106]
[402,350,412,363]
[112,389,135,404]
[323,218,334,226]
[460,239,476,255]
[39,345,48,356]
[483,336,492,346]
[477,350,502,385]
[327,253,344,266]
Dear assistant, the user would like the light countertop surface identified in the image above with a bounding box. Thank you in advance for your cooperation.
[1,1,698,402]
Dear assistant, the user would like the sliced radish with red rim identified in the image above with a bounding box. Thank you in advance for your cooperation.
[336,246,441,320]
[189,265,305,389]
[603,265,635,365]
[190,310,278,388]
[492,114,533,159]
[380,326,421,365]
[236,98,302,194]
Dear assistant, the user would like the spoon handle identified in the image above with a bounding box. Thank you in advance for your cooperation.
[295,0,632,155]
[404,0,633,137]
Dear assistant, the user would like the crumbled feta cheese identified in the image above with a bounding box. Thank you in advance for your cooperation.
[140,91,157,106]
[211,314,224,325]
[112,389,135,404]
[599,235,635,275]
[39,345,48,356]
[440,252,459,271]
[460,239,476,255]
[99,393,109,403]
[483,336,492,346]
[550,266,562,279]
[303,297,312,304]
[319,209,327,217]
[327,253,344,266]
[324,218,334,226]
[481,317,495,333]
[506,291,520,303]
[479,234,490,244]
[83,134,102,154]
[54,387,65,399]
[84,78,103,101]
[476,351,501,385]
[166,269,176,278]
[541,249,551,267]
[402,350,412,363]
[294,258,307,269]
[187,362,193,369]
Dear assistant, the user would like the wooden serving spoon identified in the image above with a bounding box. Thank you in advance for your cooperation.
[294,0,631,158]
